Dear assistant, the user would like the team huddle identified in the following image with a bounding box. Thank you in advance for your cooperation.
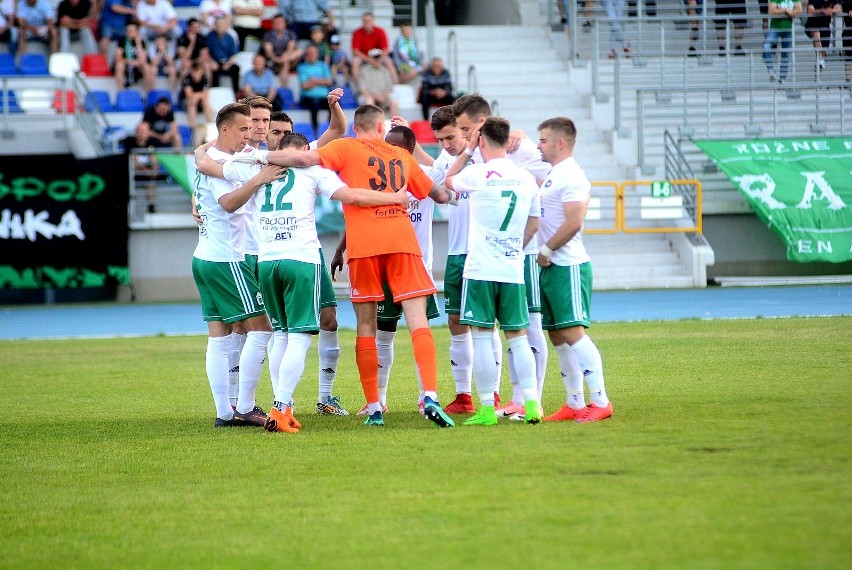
[190,88,613,432]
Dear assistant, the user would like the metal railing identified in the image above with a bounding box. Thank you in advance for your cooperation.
[585,179,703,235]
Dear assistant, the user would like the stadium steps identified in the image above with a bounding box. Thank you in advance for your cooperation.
[585,232,700,290]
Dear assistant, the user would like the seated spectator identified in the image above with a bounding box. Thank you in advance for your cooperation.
[199,0,232,36]
[136,0,180,44]
[57,0,97,54]
[136,95,180,148]
[351,11,397,87]
[358,48,397,116]
[297,44,333,134]
[113,21,154,92]
[149,34,178,92]
[418,56,454,121]
[280,0,334,41]
[98,0,135,55]
[0,3,15,55]
[392,21,422,83]
[207,15,240,95]
[182,60,213,127]
[17,0,57,55]
[714,0,747,54]
[176,18,210,82]
[328,33,350,87]
[307,24,331,64]
[262,13,302,85]
[241,53,279,108]
[231,0,263,50]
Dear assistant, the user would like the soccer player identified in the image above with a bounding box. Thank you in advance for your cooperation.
[447,94,552,420]
[219,131,410,432]
[445,117,542,425]
[536,117,613,423]
[262,104,458,428]
[192,102,281,428]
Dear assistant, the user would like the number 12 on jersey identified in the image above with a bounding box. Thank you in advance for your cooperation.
[260,170,294,212]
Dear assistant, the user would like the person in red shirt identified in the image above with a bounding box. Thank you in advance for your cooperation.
[263,104,456,428]
[351,11,399,86]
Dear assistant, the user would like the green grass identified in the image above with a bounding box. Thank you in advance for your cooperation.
[1,318,851,569]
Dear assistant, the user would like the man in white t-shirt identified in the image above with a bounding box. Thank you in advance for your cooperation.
[446,93,552,420]
[536,117,613,423]
[217,131,408,432]
[192,102,281,428]
[445,117,542,426]
[136,0,180,42]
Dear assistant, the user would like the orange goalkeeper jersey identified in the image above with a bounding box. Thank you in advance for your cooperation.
[316,137,435,260]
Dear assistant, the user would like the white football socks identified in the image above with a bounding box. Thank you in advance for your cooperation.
[472,331,497,406]
[206,336,233,420]
[317,329,340,402]
[449,332,473,395]
[527,312,549,400]
[571,335,609,406]
[555,342,585,409]
[275,332,312,405]
[507,335,538,402]
[236,330,271,414]
[492,328,503,397]
[376,329,396,404]
[269,330,288,399]
[227,332,245,406]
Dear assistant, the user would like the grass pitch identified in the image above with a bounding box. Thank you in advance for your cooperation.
[1,317,850,569]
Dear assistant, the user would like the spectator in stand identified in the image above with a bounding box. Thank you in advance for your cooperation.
[763,0,802,83]
[358,48,398,116]
[604,0,630,58]
[56,0,98,54]
[207,15,241,96]
[262,13,302,86]
[714,0,747,54]
[149,33,178,92]
[136,95,180,147]
[0,9,11,55]
[297,43,333,134]
[231,0,263,50]
[806,0,841,72]
[307,24,331,65]
[844,0,852,87]
[176,17,210,82]
[98,0,135,55]
[418,56,454,120]
[279,0,334,40]
[329,33,351,87]
[114,21,154,91]
[392,21,422,83]
[241,52,280,108]
[351,11,398,87]
[136,0,180,44]
[199,0,232,36]
[16,0,57,55]
[182,60,213,128]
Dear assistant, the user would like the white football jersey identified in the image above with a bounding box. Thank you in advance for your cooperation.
[224,162,345,264]
[406,163,443,270]
[435,149,473,256]
[451,157,540,284]
[538,157,592,266]
[193,146,245,262]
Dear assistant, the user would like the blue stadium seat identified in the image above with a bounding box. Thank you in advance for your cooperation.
[276,87,295,110]
[115,89,145,112]
[84,90,114,112]
[146,89,173,107]
[317,121,329,135]
[18,53,49,75]
[0,54,17,75]
[293,122,315,141]
[338,86,358,109]
[178,124,192,147]
[0,90,23,113]
[171,0,201,5]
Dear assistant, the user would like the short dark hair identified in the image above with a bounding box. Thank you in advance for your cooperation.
[270,111,293,126]
[277,131,309,150]
[353,104,384,133]
[216,102,251,129]
[430,105,456,132]
[479,116,510,148]
[538,117,577,145]
[239,94,273,111]
[186,17,198,25]
[385,125,416,154]
[452,93,491,121]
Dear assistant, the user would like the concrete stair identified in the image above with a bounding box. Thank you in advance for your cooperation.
[585,232,697,290]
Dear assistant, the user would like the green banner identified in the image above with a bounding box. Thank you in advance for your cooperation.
[695,138,852,263]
